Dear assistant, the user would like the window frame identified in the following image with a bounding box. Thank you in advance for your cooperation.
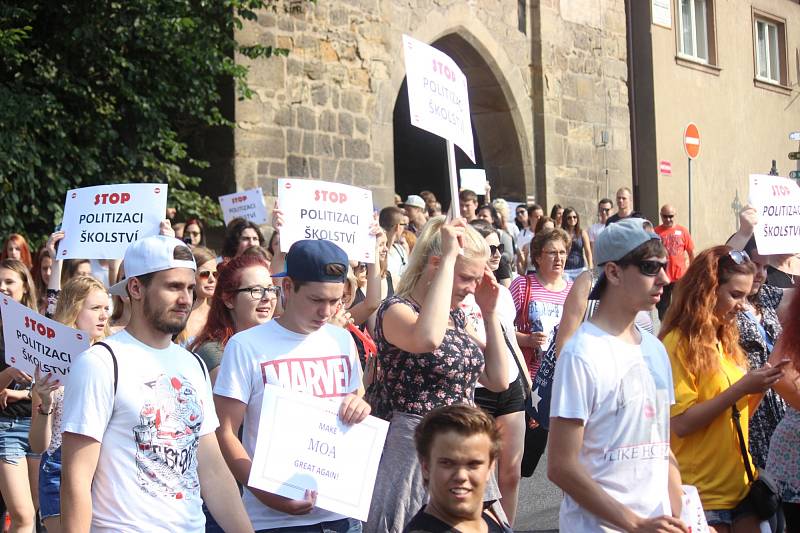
[752,9,789,88]
[675,0,718,67]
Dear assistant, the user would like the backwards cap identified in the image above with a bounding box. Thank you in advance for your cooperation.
[109,235,196,296]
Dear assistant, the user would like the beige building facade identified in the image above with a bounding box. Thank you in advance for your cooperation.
[630,0,800,248]
[230,0,633,223]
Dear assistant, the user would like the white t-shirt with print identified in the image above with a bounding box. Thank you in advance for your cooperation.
[61,330,218,533]
[551,322,674,532]
[214,320,363,530]
[459,287,520,387]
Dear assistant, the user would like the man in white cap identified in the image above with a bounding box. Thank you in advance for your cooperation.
[403,194,428,236]
[61,235,253,533]
[547,219,687,532]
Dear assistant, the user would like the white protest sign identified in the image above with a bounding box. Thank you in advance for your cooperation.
[219,188,269,226]
[402,34,475,163]
[277,178,375,262]
[0,296,90,378]
[59,183,168,259]
[748,174,800,255]
[459,169,487,195]
[248,385,389,521]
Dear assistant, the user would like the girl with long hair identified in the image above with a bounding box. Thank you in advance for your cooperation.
[661,246,785,532]
[189,254,276,383]
[365,216,509,532]
[183,218,206,248]
[1,235,32,270]
[477,204,515,284]
[177,246,217,346]
[766,283,800,531]
[29,276,109,533]
[561,207,593,281]
[220,218,265,261]
[549,204,564,227]
[0,259,39,532]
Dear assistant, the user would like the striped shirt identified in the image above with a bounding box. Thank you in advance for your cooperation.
[510,274,572,376]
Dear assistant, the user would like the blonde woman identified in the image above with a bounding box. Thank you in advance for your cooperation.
[365,216,509,532]
[0,259,39,533]
[29,276,109,533]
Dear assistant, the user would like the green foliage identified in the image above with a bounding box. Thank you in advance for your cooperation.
[0,1,293,244]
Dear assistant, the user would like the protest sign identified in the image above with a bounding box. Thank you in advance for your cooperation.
[459,169,488,195]
[219,188,269,226]
[59,184,168,259]
[748,174,800,255]
[0,296,90,378]
[402,34,475,163]
[277,178,375,262]
[248,385,389,521]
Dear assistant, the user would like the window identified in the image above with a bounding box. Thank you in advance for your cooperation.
[677,0,716,65]
[753,15,787,86]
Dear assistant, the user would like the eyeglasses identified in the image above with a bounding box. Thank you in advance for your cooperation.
[543,250,567,259]
[185,230,201,237]
[197,270,218,280]
[236,286,280,300]
[566,215,578,220]
[617,260,668,276]
[600,208,611,213]
[489,244,505,255]
[353,262,367,271]
[728,249,751,265]
[660,214,674,219]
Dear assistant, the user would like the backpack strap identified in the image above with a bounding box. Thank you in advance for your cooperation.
[94,342,118,395]
[188,351,208,379]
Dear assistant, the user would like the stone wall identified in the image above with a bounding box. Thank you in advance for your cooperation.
[233,0,535,209]
[532,0,632,218]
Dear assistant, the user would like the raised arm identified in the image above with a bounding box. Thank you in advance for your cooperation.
[475,268,509,392]
[197,433,255,533]
[554,270,592,357]
[726,205,757,251]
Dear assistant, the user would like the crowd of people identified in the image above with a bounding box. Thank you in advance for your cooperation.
[0,184,798,533]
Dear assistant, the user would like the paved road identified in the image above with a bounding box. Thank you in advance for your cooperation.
[513,448,561,533]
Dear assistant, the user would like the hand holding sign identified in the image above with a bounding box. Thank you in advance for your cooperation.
[748,174,800,255]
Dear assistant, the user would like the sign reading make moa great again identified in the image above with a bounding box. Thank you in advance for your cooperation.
[277,178,375,263]
[59,183,167,259]
[0,296,90,378]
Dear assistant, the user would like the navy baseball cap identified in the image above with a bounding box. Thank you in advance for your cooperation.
[274,240,348,283]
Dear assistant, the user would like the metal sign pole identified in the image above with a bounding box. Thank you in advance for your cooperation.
[688,158,693,234]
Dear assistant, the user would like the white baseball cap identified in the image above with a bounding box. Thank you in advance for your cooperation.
[109,235,196,296]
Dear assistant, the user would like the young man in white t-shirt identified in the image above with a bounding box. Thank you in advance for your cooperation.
[214,239,371,533]
[547,219,688,532]
[61,235,253,533]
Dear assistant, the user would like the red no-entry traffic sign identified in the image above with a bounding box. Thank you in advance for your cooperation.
[684,123,700,159]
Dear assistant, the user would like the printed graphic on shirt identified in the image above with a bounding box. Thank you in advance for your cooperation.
[260,355,353,398]
[661,232,687,257]
[132,374,204,500]
[605,362,670,463]
[527,301,561,347]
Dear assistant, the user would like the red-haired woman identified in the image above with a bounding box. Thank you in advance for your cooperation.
[661,246,785,532]
[1,234,32,269]
[189,254,277,384]
[767,283,800,531]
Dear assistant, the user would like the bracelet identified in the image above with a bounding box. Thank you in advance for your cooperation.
[37,404,53,416]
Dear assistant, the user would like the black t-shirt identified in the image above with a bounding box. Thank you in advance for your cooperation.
[606,210,644,226]
[0,361,32,419]
[766,265,796,289]
[403,507,509,533]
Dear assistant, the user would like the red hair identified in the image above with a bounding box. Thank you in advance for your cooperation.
[776,279,800,371]
[189,254,269,351]
[1,234,32,269]
[660,246,756,377]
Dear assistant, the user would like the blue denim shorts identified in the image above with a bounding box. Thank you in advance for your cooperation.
[39,447,62,519]
[704,496,756,525]
[0,416,38,464]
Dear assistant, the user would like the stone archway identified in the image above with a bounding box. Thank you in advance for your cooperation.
[392,33,528,209]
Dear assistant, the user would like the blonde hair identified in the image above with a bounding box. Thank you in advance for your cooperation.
[0,259,37,311]
[492,199,510,226]
[53,276,110,340]
[396,216,489,298]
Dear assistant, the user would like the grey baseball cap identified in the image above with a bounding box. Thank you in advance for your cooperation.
[588,218,661,300]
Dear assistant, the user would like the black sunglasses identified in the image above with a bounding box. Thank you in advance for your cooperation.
[489,244,505,255]
[660,213,675,219]
[617,259,668,276]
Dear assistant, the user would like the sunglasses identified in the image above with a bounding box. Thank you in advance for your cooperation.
[600,208,611,213]
[197,270,218,280]
[354,262,367,271]
[617,260,668,276]
[728,249,751,265]
[660,214,674,219]
[489,244,505,255]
